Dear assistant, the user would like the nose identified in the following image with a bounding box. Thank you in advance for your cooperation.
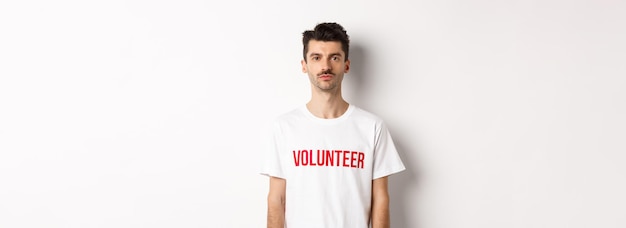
[321,59,332,71]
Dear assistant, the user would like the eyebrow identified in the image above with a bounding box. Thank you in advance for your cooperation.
[308,52,344,57]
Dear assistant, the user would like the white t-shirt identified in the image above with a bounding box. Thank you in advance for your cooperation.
[261,105,405,228]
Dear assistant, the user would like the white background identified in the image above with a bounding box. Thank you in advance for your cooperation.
[1,0,625,227]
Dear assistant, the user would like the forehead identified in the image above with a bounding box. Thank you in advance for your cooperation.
[306,40,344,56]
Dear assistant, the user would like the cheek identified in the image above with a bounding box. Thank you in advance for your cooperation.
[334,63,346,72]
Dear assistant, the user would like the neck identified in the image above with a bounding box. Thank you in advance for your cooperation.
[306,86,349,119]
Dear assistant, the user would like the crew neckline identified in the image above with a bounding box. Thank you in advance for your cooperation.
[302,104,355,124]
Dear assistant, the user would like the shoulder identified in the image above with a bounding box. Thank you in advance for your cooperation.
[274,106,305,121]
[269,105,307,130]
[349,105,385,125]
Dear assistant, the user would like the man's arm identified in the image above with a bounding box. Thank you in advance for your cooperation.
[371,176,390,228]
[267,176,286,228]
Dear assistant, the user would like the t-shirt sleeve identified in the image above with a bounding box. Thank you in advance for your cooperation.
[260,121,286,179]
[372,122,406,179]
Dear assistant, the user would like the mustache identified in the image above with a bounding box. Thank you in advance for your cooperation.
[317,70,335,76]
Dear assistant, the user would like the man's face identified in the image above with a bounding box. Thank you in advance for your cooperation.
[301,40,350,92]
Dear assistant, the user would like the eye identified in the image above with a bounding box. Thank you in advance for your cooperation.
[332,56,340,61]
[312,56,320,61]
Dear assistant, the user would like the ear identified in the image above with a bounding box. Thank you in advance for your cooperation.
[344,59,350,73]
[301,59,307,73]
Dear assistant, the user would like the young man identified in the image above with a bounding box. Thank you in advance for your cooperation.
[261,22,405,228]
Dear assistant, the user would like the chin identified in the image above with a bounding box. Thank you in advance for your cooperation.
[318,85,337,91]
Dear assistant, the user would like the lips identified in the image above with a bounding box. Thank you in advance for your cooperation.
[319,74,334,80]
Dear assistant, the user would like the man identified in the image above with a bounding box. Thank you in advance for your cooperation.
[261,22,405,228]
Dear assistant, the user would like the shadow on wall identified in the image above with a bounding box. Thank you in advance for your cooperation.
[347,43,421,228]
[389,139,421,228]
[344,43,370,108]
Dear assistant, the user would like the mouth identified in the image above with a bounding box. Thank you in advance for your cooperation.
[318,74,334,80]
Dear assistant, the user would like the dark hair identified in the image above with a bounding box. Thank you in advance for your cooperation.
[302,22,350,62]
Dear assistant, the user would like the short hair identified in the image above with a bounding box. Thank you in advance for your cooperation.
[302,22,350,62]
